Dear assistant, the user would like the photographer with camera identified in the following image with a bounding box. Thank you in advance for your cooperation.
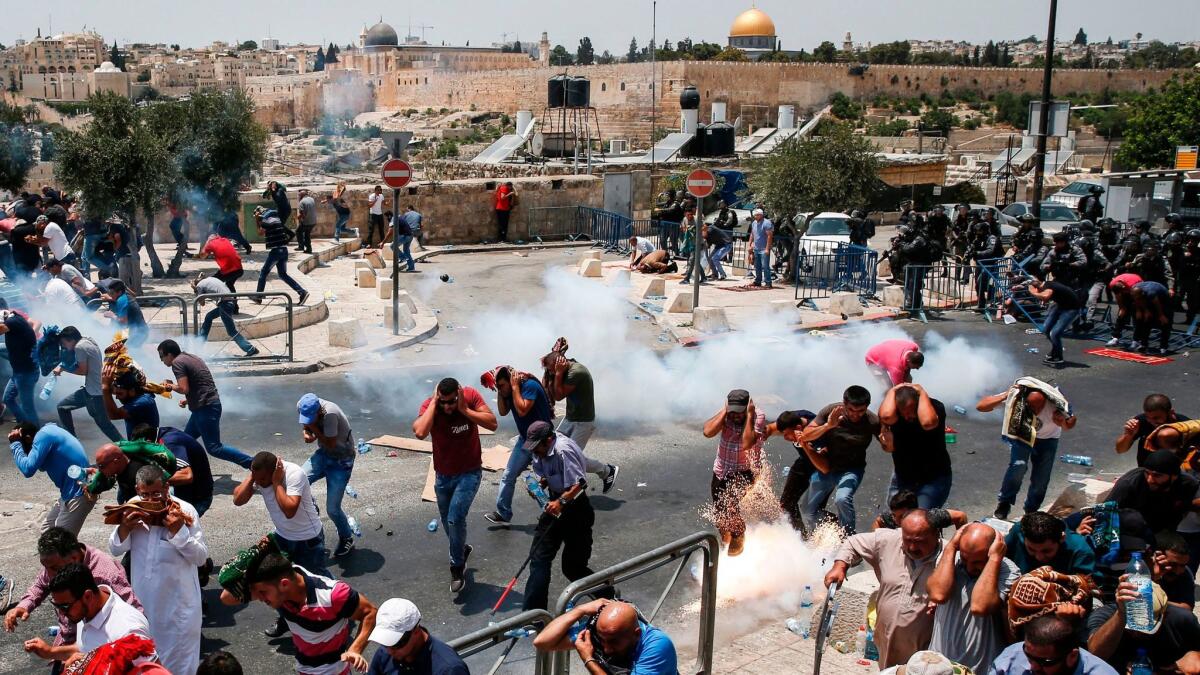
[533,599,678,675]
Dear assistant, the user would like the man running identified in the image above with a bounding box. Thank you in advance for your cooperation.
[864,338,923,388]
[158,340,254,469]
[702,389,767,556]
[765,410,817,533]
[481,365,554,527]
[296,393,357,559]
[540,341,618,492]
[801,385,882,534]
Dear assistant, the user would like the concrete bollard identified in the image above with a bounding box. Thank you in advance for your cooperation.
[396,290,418,314]
[880,284,906,308]
[365,250,385,269]
[385,303,418,332]
[381,246,394,261]
[377,282,393,299]
[586,251,603,261]
[328,318,367,348]
[356,267,377,288]
[692,306,731,333]
[354,259,373,271]
[666,291,693,314]
[579,258,602,278]
[643,278,666,298]
[609,269,632,287]
[767,299,800,323]
[829,291,864,317]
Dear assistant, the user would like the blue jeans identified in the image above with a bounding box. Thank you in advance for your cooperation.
[80,233,105,276]
[200,300,255,354]
[753,251,771,285]
[997,436,1060,512]
[708,243,732,279]
[397,235,415,271]
[303,450,355,541]
[495,443,534,521]
[57,387,122,442]
[274,531,329,577]
[184,403,253,469]
[804,468,864,534]
[1043,305,1080,359]
[168,217,188,245]
[333,211,351,241]
[888,472,953,509]
[4,370,40,424]
[435,470,482,568]
[256,246,305,296]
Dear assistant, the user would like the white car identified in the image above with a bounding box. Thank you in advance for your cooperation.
[798,212,853,254]
[1047,180,1102,209]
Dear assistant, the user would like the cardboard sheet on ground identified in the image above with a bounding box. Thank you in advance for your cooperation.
[421,459,436,502]
[369,435,432,453]
[482,445,512,472]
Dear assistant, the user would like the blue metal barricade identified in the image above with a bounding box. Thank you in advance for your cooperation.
[795,243,877,301]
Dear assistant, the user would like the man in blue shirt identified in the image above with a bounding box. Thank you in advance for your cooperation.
[534,599,678,675]
[99,280,148,349]
[9,422,94,535]
[481,365,554,526]
[403,205,425,251]
[747,208,774,288]
[100,369,161,439]
[1004,511,1096,576]
[989,615,1115,675]
[366,598,468,675]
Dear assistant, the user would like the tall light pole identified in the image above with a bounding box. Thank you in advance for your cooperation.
[1030,0,1058,222]
[650,1,657,191]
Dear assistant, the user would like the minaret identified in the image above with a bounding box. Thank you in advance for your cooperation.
[843,32,853,53]
[539,32,550,67]
[358,25,367,49]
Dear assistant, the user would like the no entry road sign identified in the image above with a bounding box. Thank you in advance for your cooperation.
[686,168,716,199]
[381,159,413,189]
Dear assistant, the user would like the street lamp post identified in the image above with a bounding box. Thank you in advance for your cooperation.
[1030,0,1059,222]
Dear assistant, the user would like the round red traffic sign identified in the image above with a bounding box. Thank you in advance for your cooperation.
[381,159,413,189]
[686,168,716,199]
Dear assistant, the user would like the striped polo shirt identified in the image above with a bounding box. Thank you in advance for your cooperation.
[280,566,361,675]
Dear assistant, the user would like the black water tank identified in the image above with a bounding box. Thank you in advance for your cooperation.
[703,122,735,157]
[679,85,700,110]
[566,76,591,108]
[681,123,705,158]
[547,75,568,108]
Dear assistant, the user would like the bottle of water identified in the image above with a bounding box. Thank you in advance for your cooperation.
[1124,553,1156,632]
[1060,454,1095,467]
[356,438,371,455]
[426,519,438,532]
[503,627,535,639]
[524,473,556,515]
[785,618,805,636]
[855,625,867,657]
[38,376,57,401]
[794,585,814,638]
[781,465,791,477]
[348,516,363,538]
[952,405,968,415]
[344,485,359,499]
[1131,649,1153,675]
[67,465,85,481]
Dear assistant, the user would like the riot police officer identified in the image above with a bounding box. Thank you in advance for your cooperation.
[1011,213,1047,275]
[1132,239,1175,288]
[1075,221,1112,323]
[969,220,1002,309]
[1181,229,1200,327]
[848,209,869,247]
[1039,232,1088,287]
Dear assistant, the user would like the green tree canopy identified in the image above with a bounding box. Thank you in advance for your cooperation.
[920,108,956,137]
[576,37,595,65]
[746,122,880,216]
[0,124,35,193]
[549,44,574,66]
[627,38,641,63]
[813,41,838,63]
[1116,74,1200,170]
[712,46,748,62]
[238,40,258,51]
[1074,28,1088,46]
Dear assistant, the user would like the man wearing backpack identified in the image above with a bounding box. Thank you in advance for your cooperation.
[253,208,308,305]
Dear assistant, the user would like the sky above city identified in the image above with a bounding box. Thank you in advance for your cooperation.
[5,0,1198,52]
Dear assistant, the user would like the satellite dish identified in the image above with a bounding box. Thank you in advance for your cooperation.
[531,131,545,157]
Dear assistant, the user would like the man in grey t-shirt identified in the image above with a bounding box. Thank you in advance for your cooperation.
[295,188,317,255]
[54,326,122,441]
[297,392,357,558]
[193,274,258,357]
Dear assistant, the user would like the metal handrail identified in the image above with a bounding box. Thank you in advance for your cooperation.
[448,609,554,675]
[550,531,720,675]
[191,292,294,362]
[86,293,190,335]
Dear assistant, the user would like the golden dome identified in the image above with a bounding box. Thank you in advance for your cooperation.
[730,7,776,37]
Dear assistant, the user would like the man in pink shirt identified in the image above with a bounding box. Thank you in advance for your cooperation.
[865,339,924,387]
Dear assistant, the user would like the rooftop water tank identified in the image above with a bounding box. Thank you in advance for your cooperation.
[703,122,735,157]
[679,85,700,110]
[566,76,591,108]
[547,75,568,108]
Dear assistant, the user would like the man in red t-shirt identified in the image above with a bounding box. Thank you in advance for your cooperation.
[196,234,244,298]
[413,377,498,593]
[493,182,515,243]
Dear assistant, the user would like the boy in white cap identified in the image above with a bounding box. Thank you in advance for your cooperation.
[367,598,468,674]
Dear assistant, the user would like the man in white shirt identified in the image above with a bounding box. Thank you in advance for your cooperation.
[31,215,77,266]
[110,465,208,675]
[39,277,85,315]
[628,236,657,269]
[24,562,155,667]
[366,185,386,248]
[233,451,328,638]
[45,258,97,300]
[193,273,258,357]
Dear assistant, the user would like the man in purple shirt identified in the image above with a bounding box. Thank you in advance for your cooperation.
[4,527,140,650]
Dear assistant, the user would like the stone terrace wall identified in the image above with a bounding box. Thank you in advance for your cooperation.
[372,61,1183,143]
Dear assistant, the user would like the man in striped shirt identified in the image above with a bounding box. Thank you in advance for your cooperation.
[248,553,378,675]
[702,389,766,557]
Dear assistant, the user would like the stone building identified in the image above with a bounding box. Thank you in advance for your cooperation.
[728,7,778,55]
[0,30,106,93]
[20,60,131,102]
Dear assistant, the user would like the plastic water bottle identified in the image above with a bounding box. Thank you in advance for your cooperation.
[46,626,59,638]
[1131,649,1153,675]
[38,376,57,401]
[1124,552,1156,632]
[348,516,363,538]
[794,585,814,638]
[356,438,371,455]
[67,465,85,481]
[524,473,556,515]
[781,466,791,477]
[1060,454,1095,467]
[503,627,535,639]
[324,289,337,303]
[785,617,805,636]
[344,485,359,499]
[426,519,438,532]
[855,625,867,657]
[952,405,967,415]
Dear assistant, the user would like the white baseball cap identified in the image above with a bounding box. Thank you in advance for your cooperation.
[368,598,421,647]
[752,208,764,216]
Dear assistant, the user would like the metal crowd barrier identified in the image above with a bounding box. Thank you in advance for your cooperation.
[87,293,190,336]
[794,243,878,302]
[550,531,720,675]
[191,292,294,362]
[899,260,988,320]
[447,609,554,675]
[528,207,590,243]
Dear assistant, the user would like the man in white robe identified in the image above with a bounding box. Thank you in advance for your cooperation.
[110,464,208,675]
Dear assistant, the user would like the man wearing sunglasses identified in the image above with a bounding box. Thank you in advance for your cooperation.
[365,597,467,674]
[414,377,498,594]
[990,615,1115,675]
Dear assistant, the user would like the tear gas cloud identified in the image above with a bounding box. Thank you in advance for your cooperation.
[359,266,1019,422]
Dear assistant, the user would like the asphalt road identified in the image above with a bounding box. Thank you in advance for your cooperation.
[1,250,1195,673]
